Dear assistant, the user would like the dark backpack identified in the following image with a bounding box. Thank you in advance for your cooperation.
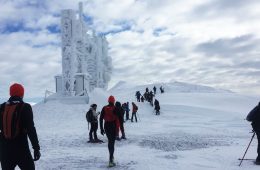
[247,105,260,122]
[1,103,24,139]
[86,110,93,123]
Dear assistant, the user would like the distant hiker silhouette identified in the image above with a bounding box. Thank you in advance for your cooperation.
[141,96,144,102]
[0,83,41,170]
[153,86,156,95]
[160,86,164,93]
[125,102,130,121]
[131,102,138,122]
[154,99,160,115]
[148,91,154,106]
[135,91,141,102]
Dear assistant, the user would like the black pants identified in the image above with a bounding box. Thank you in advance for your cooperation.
[131,112,137,122]
[256,131,260,161]
[122,112,125,122]
[1,147,34,170]
[104,121,116,162]
[119,119,125,137]
[0,135,2,162]
[126,111,129,120]
[89,122,98,140]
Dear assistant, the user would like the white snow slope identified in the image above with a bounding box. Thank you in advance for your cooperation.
[30,82,259,170]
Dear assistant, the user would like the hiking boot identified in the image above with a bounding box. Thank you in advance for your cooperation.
[255,159,260,165]
[116,136,121,141]
[108,157,116,167]
[121,136,126,140]
[88,138,95,143]
[94,138,103,143]
[108,161,116,167]
[255,161,260,165]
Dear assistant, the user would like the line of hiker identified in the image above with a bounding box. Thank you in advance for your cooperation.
[135,86,162,115]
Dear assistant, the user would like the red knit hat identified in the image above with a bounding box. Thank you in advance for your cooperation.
[108,95,115,103]
[10,83,24,97]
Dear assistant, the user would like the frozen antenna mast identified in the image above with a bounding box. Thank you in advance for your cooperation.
[53,2,112,103]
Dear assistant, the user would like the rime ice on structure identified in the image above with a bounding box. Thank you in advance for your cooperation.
[55,2,112,99]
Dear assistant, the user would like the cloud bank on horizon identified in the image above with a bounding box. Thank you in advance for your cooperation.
[0,0,260,98]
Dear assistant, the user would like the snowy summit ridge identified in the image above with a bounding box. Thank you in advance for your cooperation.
[109,80,232,93]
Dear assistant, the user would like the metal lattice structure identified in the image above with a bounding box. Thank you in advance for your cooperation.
[56,2,112,97]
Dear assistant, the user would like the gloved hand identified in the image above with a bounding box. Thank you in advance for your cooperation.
[34,149,41,161]
[101,129,105,136]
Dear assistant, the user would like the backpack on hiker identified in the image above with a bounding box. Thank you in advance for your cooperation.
[132,103,138,112]
[246,104,260,122]
[86,110,93,123]
[103,105,117,122]
[1,103,24,140]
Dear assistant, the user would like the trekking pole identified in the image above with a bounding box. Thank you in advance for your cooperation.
[239,132,255,166]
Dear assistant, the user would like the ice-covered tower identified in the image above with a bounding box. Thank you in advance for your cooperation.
[55,2,112,99]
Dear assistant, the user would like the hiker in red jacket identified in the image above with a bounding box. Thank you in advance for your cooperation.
[0,83,40,170]
[100,96,118,167]
[131,102,138,122]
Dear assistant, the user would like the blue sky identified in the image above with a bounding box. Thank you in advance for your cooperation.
[0,0,260,98]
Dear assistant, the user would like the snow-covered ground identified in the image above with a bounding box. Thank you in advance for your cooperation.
[31,82,259,170]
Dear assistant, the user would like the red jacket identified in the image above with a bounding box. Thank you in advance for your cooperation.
[132,104,138,113]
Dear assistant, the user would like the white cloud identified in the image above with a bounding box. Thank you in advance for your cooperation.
[0,0,260,98]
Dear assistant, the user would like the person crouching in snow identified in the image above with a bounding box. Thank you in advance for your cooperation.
[100,96,118,167]
[86,104,102,143]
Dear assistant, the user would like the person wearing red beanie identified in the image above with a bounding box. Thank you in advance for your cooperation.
[9,83,24,98]
[100,95,118,167]
[0,83,40,170]
[108,95,115,104]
